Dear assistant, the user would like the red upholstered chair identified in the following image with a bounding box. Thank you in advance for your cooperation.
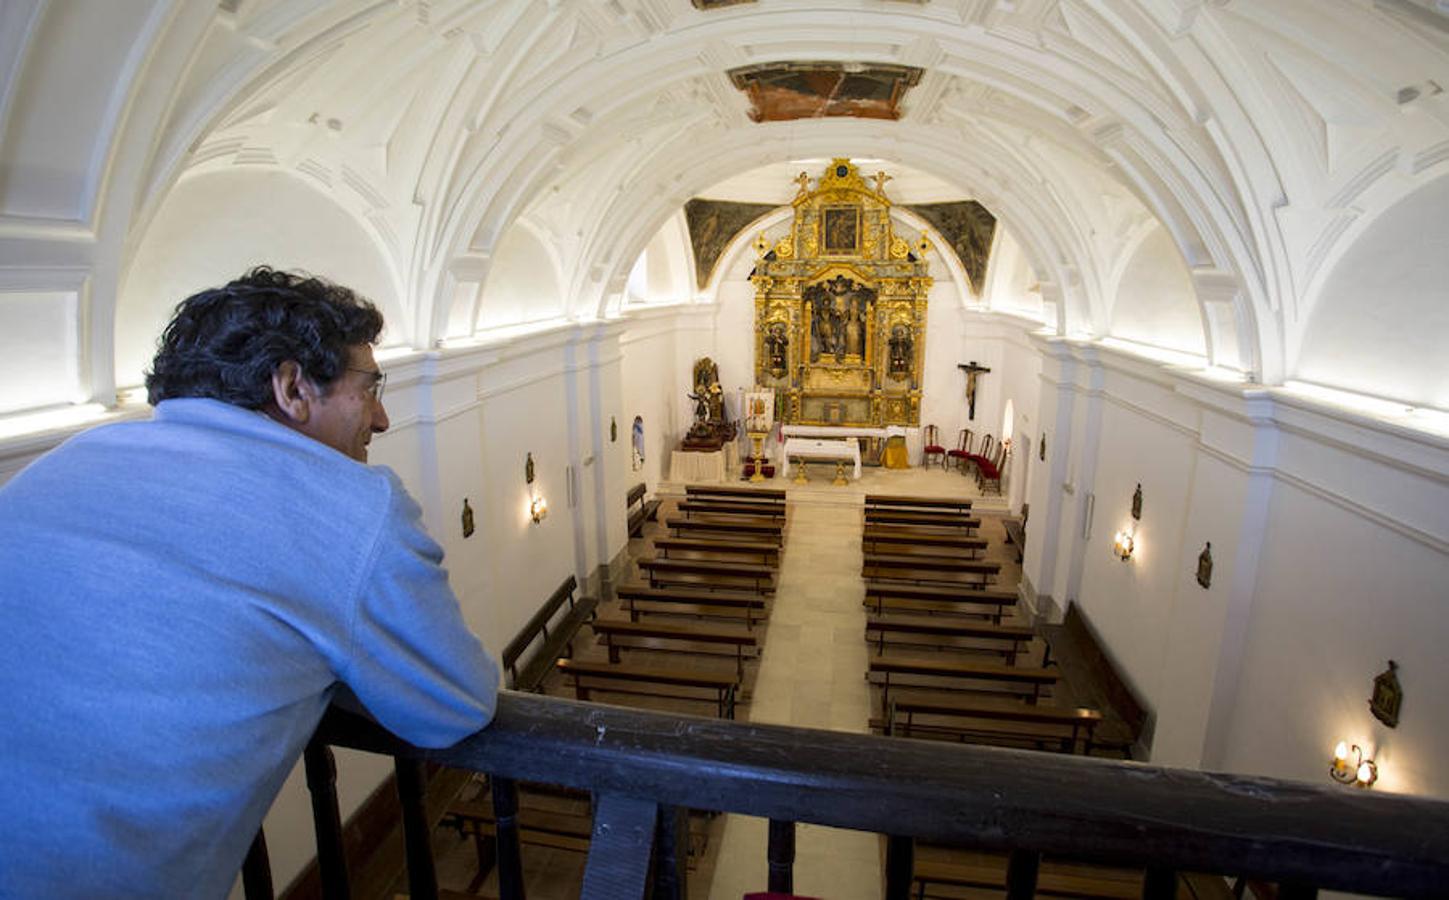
[922,424,946,468]
[977,444,1007,494]
[965,433,994,472]
[947,428,973,473]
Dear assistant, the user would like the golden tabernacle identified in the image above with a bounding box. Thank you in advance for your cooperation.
[752,159,932,427]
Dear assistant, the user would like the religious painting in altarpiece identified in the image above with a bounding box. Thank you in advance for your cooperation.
[751,158,932,427]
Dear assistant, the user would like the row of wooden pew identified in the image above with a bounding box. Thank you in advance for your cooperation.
[558,483,788,719]
[856,495,1173,898]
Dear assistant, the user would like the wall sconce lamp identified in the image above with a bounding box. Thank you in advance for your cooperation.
[1330,741,1378,788]
[1112,529,1135,561]
[525,452,547,525]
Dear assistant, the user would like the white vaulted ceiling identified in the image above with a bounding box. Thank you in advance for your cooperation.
[1,0,1447,409]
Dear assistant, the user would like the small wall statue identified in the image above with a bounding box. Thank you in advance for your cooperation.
[888,324,913,379]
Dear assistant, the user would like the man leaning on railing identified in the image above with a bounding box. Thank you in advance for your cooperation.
[0,267,500,899]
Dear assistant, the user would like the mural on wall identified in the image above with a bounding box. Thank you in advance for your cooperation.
[728,62,923,122]
[685,198,776,289]
[907,201,997,294]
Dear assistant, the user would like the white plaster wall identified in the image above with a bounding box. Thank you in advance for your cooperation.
[478,224,565,330]
[1219,415,1449,798]
[115,169,405,389]
[1107,226,1205,357]
[620,310,693,493]
[1295,173,1449,411]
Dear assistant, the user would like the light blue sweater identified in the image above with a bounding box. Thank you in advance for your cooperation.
[0,398,499,898]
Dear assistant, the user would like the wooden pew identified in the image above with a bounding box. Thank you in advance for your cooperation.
[589,619,758,677]
[868,656,1059,707]
[615,584,769,629]
[556,658,740,719]
[637,557,776,593]
[1003,507,1028,563]
[912,858,1141,899]
[1041,602,1149,759]
[665,516,783,541]
[654,536,780,566]
[864,581,1014,612]
[678,499,786,519]
[861,528,988,557]
[886,695,1102,754]
[865,509,981,532]
[499,575,599,691]
[865,494,973,514]
[864,582,1017,622]
[865,616,1036,664]
[686,484,786,502]
[626,482,660,539]
[861,553,1000,586]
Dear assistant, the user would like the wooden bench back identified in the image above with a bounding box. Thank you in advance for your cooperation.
[500,575,599,692]
[627,482,647,508]
[1052,602,1150,753]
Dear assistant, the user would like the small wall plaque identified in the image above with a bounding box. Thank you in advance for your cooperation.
[1039,434,1046,461]
[525,452,535,485]
[1370,660,1402,728]
[1196,542,1212,589]
[610,416,618,442]
[461,498,475,538]
[1131,483,1143,520]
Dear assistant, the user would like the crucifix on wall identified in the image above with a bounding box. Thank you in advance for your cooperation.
[958,361,991,420]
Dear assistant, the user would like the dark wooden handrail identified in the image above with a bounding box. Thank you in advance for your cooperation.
[295,691,1449,899]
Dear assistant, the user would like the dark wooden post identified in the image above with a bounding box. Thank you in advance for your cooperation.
[1005,849,1040,900]
[884,835,914,900]
[492,777,527,900]
[1278,885,1319,900]
[581,793,660,899]
[303,739,350,900]
[395,757,438,900]
[767,818,796,894]
[652,805,690,900]
[1142,866,1177,900]
[241,828,273,900]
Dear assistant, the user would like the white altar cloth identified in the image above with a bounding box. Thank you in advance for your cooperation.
[778,424,919,465]
[781,437,862,479]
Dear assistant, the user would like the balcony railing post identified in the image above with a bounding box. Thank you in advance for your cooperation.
[884,835,913,900]
[652,805,690,900]
[492,776,527,900]
[767,818,795,894]
[395,757,438,900]
[1142,866,1177,900]
[242,828,273,900]
[1006,849,1041,900]
[581,793,660,899]
[303,738,350,900]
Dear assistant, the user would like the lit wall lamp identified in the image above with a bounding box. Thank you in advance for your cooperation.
[1112,529,1135,561]
[525,452,547,525]
[1330,741,1378,788]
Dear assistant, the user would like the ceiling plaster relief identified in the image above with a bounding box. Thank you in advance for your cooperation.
[5,0,1448,419]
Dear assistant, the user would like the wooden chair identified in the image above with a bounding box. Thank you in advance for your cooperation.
[947,429,973,473]
[922,424,946,469]
[977,445,1007,494]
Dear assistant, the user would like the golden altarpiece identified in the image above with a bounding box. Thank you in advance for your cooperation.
[752,159,932,427]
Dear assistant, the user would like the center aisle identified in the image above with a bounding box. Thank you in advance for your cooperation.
[705,495,881,900]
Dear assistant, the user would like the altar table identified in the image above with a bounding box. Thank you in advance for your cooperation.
[781,438,862,480]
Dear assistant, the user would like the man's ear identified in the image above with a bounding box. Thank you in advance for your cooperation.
[269,360,315,425]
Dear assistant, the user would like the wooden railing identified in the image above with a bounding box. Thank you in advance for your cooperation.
[259,691,1449,899]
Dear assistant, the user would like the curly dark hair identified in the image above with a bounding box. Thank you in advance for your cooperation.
[145,267,384,407]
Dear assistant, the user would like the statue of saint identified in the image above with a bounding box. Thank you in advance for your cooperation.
[889,324,912,377]
[764,322,789,375]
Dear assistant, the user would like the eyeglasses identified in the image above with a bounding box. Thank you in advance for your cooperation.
[347,367,387,402]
